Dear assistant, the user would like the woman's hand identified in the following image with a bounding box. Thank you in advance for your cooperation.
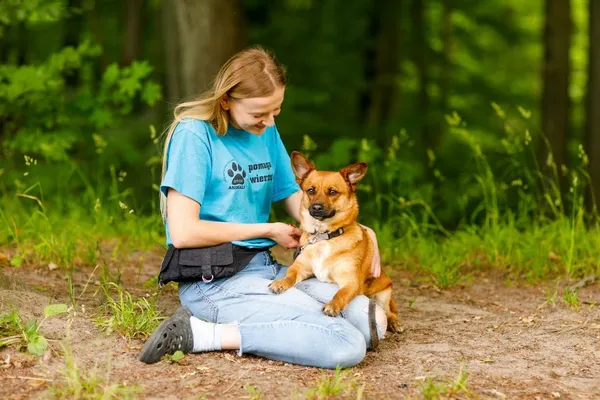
[269,222,302,249]
[361,225,381,278]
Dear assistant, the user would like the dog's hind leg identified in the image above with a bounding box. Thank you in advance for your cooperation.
[373,287,403,333]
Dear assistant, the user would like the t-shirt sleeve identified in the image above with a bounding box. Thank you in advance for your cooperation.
[160,123,211,205]
[272,126,300,202]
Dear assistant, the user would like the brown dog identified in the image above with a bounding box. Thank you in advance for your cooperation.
[269,151,401,333]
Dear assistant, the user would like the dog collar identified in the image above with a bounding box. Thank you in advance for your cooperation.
[293,228,344,259]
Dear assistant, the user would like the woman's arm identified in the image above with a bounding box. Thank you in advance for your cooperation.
[167,189,302,249]
[361,224,381,278]
[282,189,303,223]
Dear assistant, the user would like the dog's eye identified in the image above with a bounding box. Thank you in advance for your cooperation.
[306,187,316,195]
[328,189,338,196]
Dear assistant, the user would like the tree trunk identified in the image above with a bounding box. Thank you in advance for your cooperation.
[120,0,143,66]
[585,0,600,212]
[162,3,181,102]
[540,0,571,194]
[411,0,431,149]
[440,0,453,116]
[164,0,245,102]
[363,0,402,146]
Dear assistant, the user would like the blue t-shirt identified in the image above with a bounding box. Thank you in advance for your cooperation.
[160,118,300,248]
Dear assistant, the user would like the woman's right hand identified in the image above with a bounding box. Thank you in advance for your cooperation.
[268,222,302,249]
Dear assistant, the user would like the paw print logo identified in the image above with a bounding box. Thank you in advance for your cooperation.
[227,162,246,185]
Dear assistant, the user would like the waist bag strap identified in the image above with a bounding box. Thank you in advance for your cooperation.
[201,265,214,282]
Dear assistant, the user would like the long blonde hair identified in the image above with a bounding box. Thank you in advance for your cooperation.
[159,46,287,220]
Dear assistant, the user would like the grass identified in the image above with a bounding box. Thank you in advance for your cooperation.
[94,282,163,340]
[0,304,68,356]
[303,367,364,400]
[562,287,581,310]
[361,105,600,286]
[46,340,140,399]
[244,384,265,400]
[0,154,164,272]
[2,105,600,290]
[419,363,471,400]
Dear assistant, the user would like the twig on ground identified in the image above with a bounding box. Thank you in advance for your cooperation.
[222,369,249,394]
[569,275,597,291]
[5,375,53,382]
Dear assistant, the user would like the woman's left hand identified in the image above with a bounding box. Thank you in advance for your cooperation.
[361,225,381,278]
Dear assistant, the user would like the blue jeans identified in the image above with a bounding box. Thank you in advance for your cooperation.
[178,250,383,369]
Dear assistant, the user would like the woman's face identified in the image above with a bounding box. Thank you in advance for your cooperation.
[224,86,285,135]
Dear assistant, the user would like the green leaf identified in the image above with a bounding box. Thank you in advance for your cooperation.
[517,106,531,119]
[27,334,48,356]
[170,350,184,362]
[103,63,120,85]
[141,82,162,106]
[44,303,68,317]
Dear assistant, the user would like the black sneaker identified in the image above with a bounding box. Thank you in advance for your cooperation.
[139,306,194,364]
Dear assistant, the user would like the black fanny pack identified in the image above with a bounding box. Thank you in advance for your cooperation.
[158,242,267,287]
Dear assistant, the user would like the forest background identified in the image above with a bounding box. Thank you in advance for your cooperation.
[1,0,599,286]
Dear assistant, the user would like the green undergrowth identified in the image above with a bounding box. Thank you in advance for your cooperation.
[378,216,600,288]
[2,178,600,288]
[2,106,600,288]
[0,183,164,270]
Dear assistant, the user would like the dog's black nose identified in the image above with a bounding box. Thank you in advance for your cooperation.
[310,203,324,213]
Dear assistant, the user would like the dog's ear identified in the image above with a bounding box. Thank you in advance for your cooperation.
[340,162,368,191]
[291,151,316,184]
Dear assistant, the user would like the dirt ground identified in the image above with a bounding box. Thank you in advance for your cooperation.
[1,247,599,400]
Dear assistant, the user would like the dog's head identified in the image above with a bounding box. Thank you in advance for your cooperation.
[291,151,367,232]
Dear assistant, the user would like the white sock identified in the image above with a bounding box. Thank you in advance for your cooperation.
[189,316,222,352]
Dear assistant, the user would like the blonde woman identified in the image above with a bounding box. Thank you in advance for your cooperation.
[139,46,389,368]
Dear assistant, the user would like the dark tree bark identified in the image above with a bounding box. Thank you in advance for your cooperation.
[120,0,143,66]
[440,0,453,115]
[585,0,600,212]
[163,0,245,102]
[411,0,432,150]
[363,0,402,146]
[539,0,571,193]
[162,3,181,102]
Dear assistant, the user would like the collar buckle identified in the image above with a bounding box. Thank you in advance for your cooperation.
[293,228,344,260]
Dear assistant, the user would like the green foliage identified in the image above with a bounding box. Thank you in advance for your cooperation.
[0,160,163,269]
[563,287,581,311]
[0,304,68,356]
[0,0,67,30]
[420,363,471,399]
[0,43,161,161]
[0,0,597,290]
[164,350,185,364]
[305,366,364,400]
[46,341,140,399]
[95,282,163,340]
[245,384,265,400]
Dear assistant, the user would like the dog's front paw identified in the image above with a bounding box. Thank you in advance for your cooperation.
[322,302,342,317]
[268,278,293,294]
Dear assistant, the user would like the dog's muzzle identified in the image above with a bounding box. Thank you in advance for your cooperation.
[309,203,336,220]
